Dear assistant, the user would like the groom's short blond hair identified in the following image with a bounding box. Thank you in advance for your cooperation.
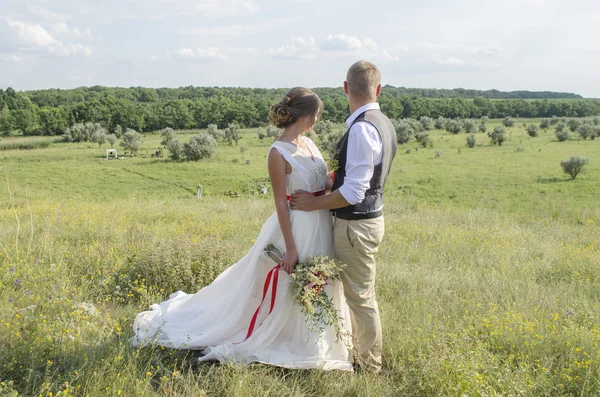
[346,61,381,100]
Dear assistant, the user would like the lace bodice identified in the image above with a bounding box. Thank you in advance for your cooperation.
[267,136,328,196]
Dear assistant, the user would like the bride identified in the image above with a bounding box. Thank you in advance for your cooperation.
[132,87,353,371]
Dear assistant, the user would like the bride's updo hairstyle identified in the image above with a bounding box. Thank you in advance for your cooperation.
[268,87,323,129]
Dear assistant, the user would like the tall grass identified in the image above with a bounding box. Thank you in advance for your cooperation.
[0,137,55,151]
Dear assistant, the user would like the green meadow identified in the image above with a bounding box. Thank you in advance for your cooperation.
[1,122,599,396]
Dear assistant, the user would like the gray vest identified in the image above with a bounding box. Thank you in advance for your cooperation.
[331,109,397,220]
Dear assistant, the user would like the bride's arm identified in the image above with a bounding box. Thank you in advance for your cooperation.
[267,149,298,274]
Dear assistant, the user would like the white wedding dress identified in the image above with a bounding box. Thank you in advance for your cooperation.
[132,136,353,371]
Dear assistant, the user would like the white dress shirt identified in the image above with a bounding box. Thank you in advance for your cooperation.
[338,103,383,208]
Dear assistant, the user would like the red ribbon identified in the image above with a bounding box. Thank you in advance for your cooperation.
[235,264,281,344]
[286,189,326,201]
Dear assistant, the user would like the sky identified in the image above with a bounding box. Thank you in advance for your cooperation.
[1,0,599,97]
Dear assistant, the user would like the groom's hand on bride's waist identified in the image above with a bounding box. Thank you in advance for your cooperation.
[289,190,316,211]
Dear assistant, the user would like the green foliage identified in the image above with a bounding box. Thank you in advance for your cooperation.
[313,120,334,135]
[120,129,142,155]
[540,118,551,129]
[488,125,506,146]
[0,137,53,151]
[160,127,177,147]
[257,127,266,140]
[90,129,107,148]
[166,138,184,161]
[593,116,600,126]
[466,134,476,148]
[419,116,433,130]
[63,122,103,143]
[224,123,241,146]
[106,133,117,148]
[503,117,515,127]
[0,105,13,136]
[37,107,67,136]
[568,118,581,132]
[206,124,223,141]
[550,115,559,125]
[526,124,539,137]
[461,119,477,134]
[184,132,216,161]
[445,119,462,134]
[319,130,344,158]
[555,128,570,142]
[576,123,594,140]
[434,116,446,130]
[394,119,416,144]
[266,125,280,139]
[415,131,432,148]
[560,156,589,179]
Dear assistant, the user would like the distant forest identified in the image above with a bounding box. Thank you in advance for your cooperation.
[1,85,598,136]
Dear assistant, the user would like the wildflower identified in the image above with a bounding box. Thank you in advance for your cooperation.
[8,298,13,303]
[8,267,14,273]
[14,279,21,287]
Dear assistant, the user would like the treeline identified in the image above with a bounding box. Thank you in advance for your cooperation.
[1,86,599,137]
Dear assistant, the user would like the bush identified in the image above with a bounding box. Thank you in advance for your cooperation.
[568,119,581,132]
[206,124,223,141]
[106,133,117,148]
[266,125,280,139]
[550,115,559,125]
[319,130,344,158]
[479,117,488,133]
[503,117,514,127]
[119,129,142,155]
[445,119,462,134]
[184,132,216,161]
[415,131,432,148]
[462,119,477,134]
[224,123,241,145]
[240,144,247,153]
[434,117,446,130]
[466,134,476,148]
[63,122,104,143]
[160,127,177,147]
[560,156,589,179]
[593,116,600,126]
[90,129,107,148]
[393,119,414,144]
[555,129,569,142]
[577,123,594,140]
[434,150,442,158]
[313,120,334,135]
[488,125,506,146]
[419,116,433,130]
[167,138,184,161]
[555,122,566,133]
[526,124,539,137]
[540,119,551,129]
[257,127,266,140]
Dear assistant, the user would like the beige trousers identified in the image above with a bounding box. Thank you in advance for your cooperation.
[333,215,385,373]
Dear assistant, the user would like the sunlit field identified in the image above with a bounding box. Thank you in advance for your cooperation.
[1,122,599,396]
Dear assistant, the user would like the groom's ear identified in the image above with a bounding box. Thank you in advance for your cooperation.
[343,81,349,95]
[375,83,382,98]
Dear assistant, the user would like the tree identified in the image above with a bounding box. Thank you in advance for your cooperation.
[568,118,581,132]
[90,129,107,147]
[206,124,223,141]
[577,123,594,140]
[107,133,117,148]
[560,156,589,179]
[37,107,67,136]
[167,138,184,161]
[0,105,13,136]
[184,132,216,161]
[526,124,539,137]
[160,127,177,147]
[120,129,142,155]
[313,120,334,135]
[502,117,514,127]
[488,125,506,146]
[224,123,240,145]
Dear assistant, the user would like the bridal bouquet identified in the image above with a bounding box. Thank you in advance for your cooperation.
[263,244,347,342]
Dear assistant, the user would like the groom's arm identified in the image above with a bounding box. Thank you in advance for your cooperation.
[290,122,382,211]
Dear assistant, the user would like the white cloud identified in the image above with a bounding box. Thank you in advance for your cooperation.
[433,56,464,66]
[269,36,318,60]
[4,54,22,62]
[181,18,292,37]
[169,47,228,61]
[321,34,378,53]
[7,18,60,47]
[189,0,260,16]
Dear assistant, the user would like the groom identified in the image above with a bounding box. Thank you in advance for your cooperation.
[290,60,397,373]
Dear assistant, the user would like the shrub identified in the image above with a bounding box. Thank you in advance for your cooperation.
[568,119,581,132]
[63,122,104,143]
[319,130,344,158]
[415,131,432,148]
[434,117,446,130]
[550,115,559,125]
[419,116,433,130]
[560,156,589,179]
[160,127,177,147]
[106,133,117,148]
[257,127,266,140]
[593,116,600,126]
[526,124,539,137]
[90,129,107,147]
[540,119,551,129]
[240,144,247,153]
[167,138,184,161]
[555,129,569,142]
[224,123,240,145]
[466,134,476,148]
[206,124,223,141]
[245,159,251,165]
[461,119,477,134]
[393,119,414,144]
[488,125,506,146]
[313,120,334,135]
[555,122,566,133]
[503,117,514,127]
[434,150,442,158]
[479,117,488,133]
[119,129,142,155]
[266,125,280,139]
[577,123,594,140]
[184,132,216,161]
[445,119,462,134]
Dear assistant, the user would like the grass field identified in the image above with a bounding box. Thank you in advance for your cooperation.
[1,122,599,396]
